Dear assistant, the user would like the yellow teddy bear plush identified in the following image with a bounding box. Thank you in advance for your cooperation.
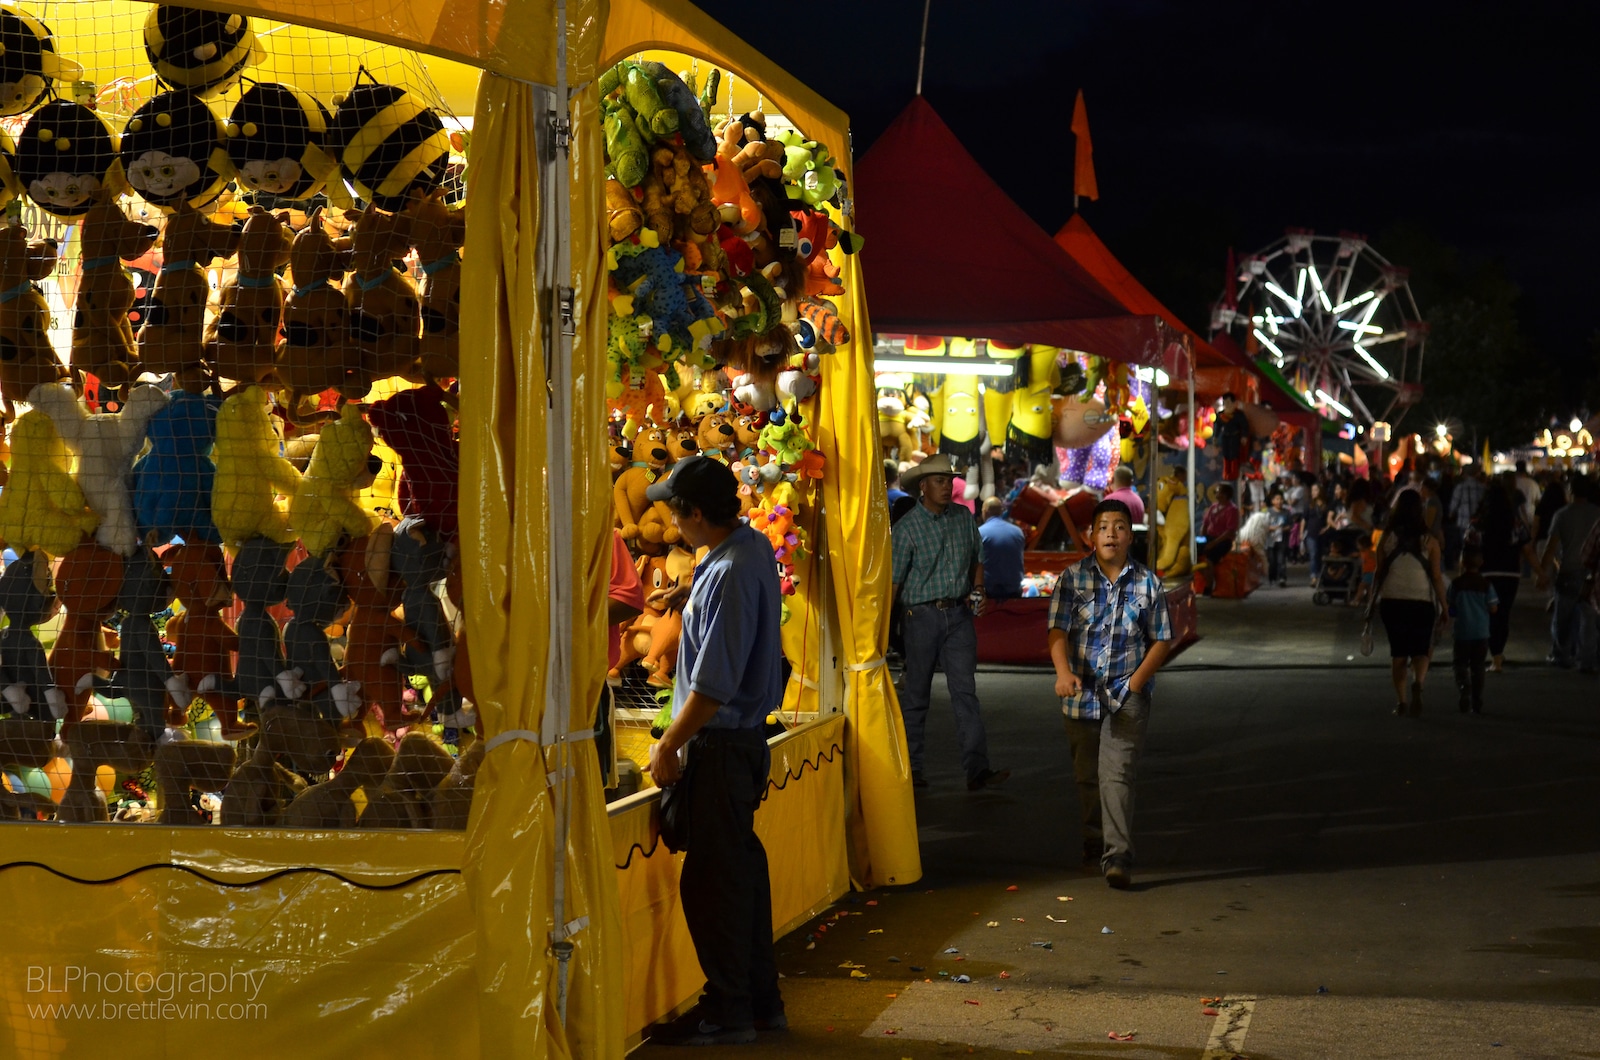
[290,403,381,557]
[0,410,100,557]
[211,385,302,547]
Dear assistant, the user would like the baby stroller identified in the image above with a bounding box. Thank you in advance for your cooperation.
[1312,532,1360,606]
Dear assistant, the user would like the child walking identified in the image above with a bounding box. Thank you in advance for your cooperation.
[1446,547,1499,714]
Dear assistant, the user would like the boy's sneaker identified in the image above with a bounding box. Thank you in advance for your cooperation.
[1105,859,1132,890]
[655,1019,757,1047]
[754,1010,788,1032]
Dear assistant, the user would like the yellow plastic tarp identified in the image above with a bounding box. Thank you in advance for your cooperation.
[458,73,623,1058]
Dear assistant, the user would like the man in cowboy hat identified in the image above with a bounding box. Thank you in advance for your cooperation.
[892,454,1009,792]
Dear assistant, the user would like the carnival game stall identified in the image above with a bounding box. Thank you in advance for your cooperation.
[0,1,912,1056]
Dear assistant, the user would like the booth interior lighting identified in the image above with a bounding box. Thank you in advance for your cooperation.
[874,358,1015,376]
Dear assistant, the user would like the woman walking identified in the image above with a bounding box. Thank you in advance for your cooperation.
[1476,475,1539,672]
[1370,491,1448,716]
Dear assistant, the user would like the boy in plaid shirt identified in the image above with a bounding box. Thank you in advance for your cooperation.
[1048,499,1174,889]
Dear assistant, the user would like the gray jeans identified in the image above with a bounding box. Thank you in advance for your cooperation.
[1064,689,1151,870]
[898,602,991,783]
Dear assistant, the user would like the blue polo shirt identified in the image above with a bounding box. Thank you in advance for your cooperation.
[672,523,784,730]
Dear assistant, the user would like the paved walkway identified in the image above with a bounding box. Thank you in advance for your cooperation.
[640,570,1600,1057]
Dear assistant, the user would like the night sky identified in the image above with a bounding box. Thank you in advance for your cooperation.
[691,0,1596,382]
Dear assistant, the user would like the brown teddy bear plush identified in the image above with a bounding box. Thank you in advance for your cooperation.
[137,202,239,383]
[344,203,421,386]
[206,205,292,385]
[71,190,159,389]
[406,188,465,381]
[277,205,356,414]
[0,224,68,418]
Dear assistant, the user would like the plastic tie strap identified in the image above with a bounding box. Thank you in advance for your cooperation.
[847,657,886,672]
[484,728,540,753]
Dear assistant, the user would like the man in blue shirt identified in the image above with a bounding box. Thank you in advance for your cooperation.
[645,456,785,1045]
[979,497,1026,599]
[1048,499,1174,889]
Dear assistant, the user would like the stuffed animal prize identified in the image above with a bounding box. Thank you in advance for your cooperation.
[326,82,451,211]
[120,90,233,210]
[143,4,264,99]
[16,101,124,221]
[226,81,340,202]
[0,8,82,117]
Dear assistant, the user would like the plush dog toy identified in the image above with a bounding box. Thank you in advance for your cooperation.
[615,425,670,542]
[0,409,99,556]
[210,384,301,547]
[407,188,465,381]
[282,737,395,828]
[344,202,421,385]
[137,201,239,380]
[210,537,304,716]
[365,382,459,541]
[110,547,190,740]
[71,191,160,388]
[206,205,292,385]
[219,703,340,826]
[391,516,468,726]
[49,543,124,722]
[132,389,221,545]
[29,381,168,556]
[0,223,68,417]
[0,551,65,720]
[283,555,359,720]
[290,403,380,557]
[164,542,254,739]
[277,205,356,410]
[338,527,424,729]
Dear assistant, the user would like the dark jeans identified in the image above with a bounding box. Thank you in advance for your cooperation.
[678,728,781,1030]
[1453,638,1488,709]
[1551,582,1599,669]
[1306,531,1323,582]
[1268,541,1288,584]
[899,602,991,783]
[1487,575,1520,657]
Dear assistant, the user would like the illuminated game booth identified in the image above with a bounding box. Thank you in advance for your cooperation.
[0,1,918,1055]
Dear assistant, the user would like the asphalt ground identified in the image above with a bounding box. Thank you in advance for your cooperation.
[639,569,1600,1058]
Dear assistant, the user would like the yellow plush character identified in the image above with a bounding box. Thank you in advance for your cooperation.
[1153,472,1192,581]
[290,404,381,557]
[936,375,983,462]
[0,410,99,557]
[211,385,302,547]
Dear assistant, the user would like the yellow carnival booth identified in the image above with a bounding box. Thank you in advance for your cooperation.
[0,0,917,1057]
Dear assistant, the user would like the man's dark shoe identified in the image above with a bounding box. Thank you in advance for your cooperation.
[753,1010,788,1032]
[911,771,928,790]
[655,1019,758,1046]
[967,767,1010,792]
[1105,860,1132,890]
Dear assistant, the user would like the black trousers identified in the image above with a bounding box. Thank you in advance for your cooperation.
[1487,575,1520,657]
[679,727,781,1029]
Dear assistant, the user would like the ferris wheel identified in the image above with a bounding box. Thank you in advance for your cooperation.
[1211,230,1427,427]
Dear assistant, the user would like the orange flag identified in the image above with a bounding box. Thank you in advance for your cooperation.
[1071,90,1099,203]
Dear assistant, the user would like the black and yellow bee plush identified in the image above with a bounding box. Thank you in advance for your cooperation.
[325,82,451,211]
[121,90,233,211]
[16,100,123,221]
[0,7,83,117]
[226,82,341,203]
[143,4,264,100]
[0,129,23,211]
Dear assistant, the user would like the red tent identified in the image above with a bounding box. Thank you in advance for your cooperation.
[854,97,1172,365]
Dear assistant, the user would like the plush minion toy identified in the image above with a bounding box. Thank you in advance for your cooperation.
[0,7,82,117]
[143,4,265,100]
[0,128,23,211]
[121,90,232,211]
[226,82,340,202]
[325,82,451,211]
[17,100,123,221]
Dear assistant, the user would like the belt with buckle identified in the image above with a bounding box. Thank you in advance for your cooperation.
[917,597,966,610]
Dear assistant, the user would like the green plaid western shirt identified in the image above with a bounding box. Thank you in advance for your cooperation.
[892,501,984,605]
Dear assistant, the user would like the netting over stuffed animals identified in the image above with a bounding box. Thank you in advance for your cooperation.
[0,2,477,830]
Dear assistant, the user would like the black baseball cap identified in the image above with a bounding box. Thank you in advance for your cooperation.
[645,454,739,510]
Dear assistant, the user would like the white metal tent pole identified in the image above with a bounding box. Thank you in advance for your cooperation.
[545,0,580,1030]
[915,0,932,95]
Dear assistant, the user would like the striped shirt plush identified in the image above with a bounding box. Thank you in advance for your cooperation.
[1048,556,1173,720]
[892,502,984,605]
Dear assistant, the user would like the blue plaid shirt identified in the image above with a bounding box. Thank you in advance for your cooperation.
[1048,555,1173,719]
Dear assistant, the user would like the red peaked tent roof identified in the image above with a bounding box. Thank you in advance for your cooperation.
[854,96,1170,365]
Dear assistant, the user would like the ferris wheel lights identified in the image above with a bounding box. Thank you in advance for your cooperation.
[1355,345,1390,380]
[1296,268,1308,302]
[1338,321,1384,335]
[1330,290,1376,314]
[1316,390,1353,417]
[1253,328,1285,360]
[1264,281,1302,317]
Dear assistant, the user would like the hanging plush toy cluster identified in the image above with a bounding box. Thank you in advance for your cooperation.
[0,3,480,830]
[601,57,856,705]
